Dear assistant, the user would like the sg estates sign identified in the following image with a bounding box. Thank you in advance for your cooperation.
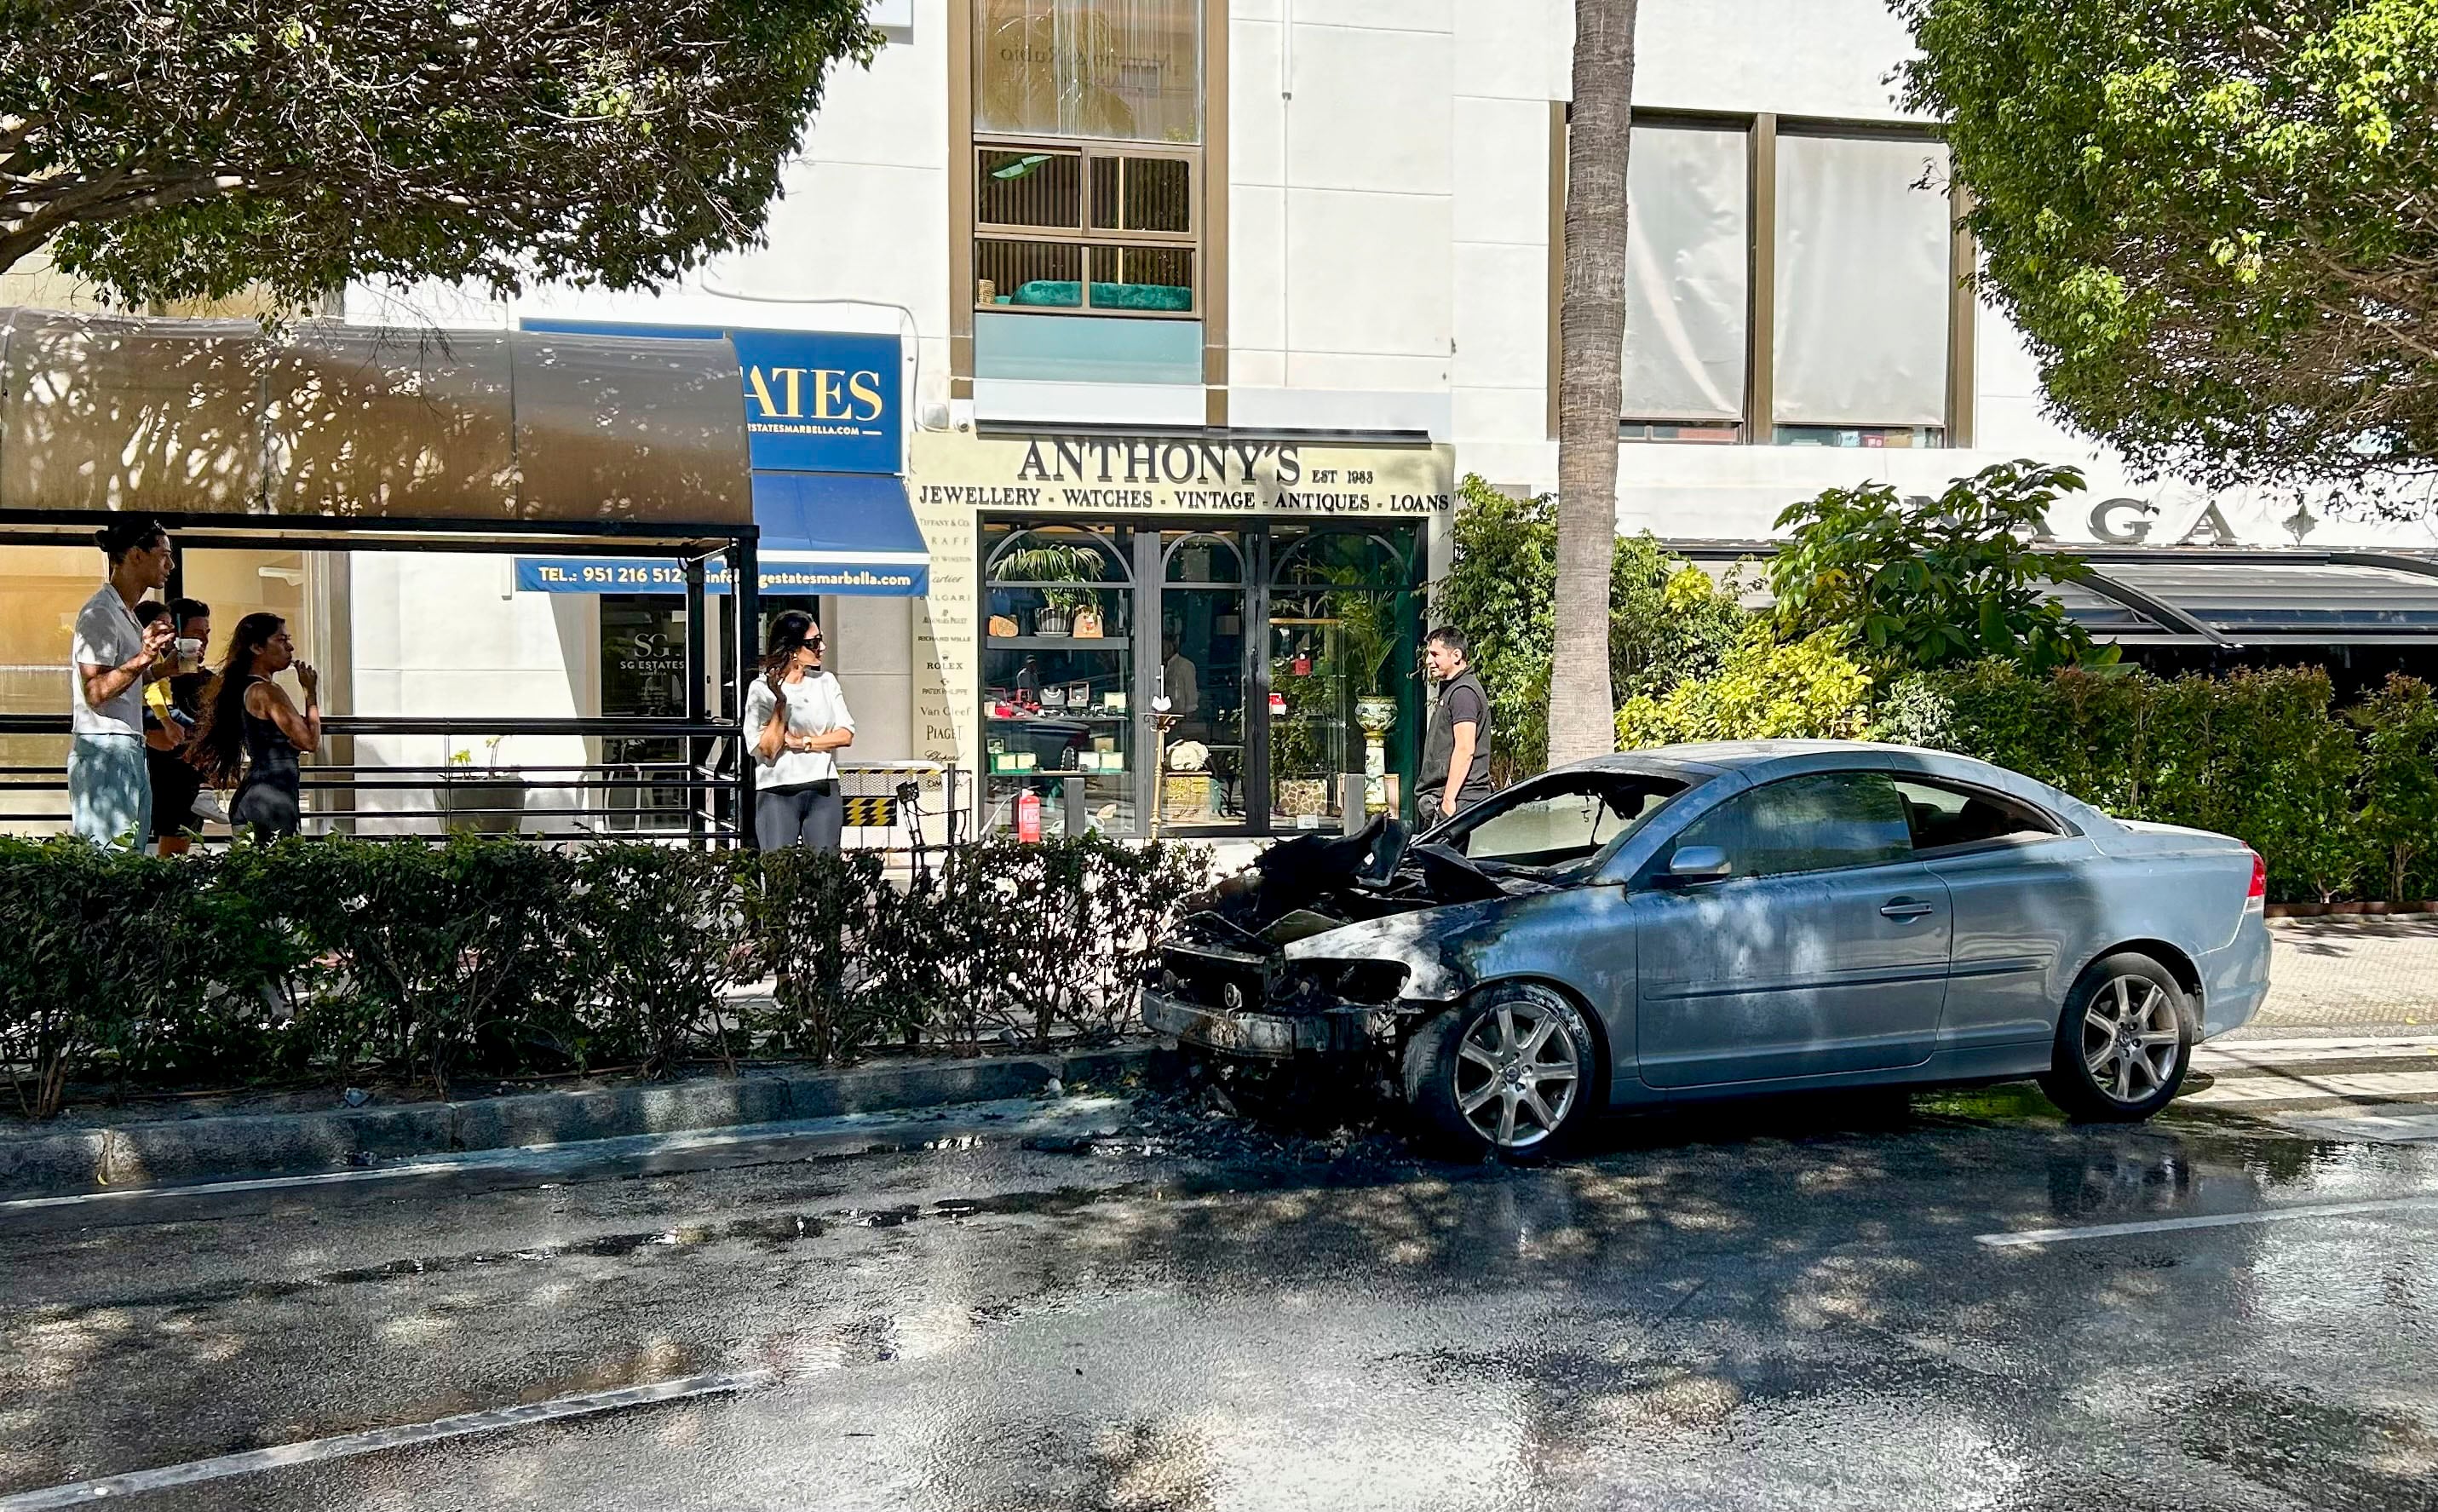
[520,319,902,474]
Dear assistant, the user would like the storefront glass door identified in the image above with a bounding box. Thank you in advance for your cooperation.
[1156,532,1247,828]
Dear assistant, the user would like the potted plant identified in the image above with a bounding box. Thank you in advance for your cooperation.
[998,541,1107,637]
[440,734,528,834]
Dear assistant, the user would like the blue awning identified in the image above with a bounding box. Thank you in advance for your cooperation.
[515,471,929,597]
[752,472,929,595]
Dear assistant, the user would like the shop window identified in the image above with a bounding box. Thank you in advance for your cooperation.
[982,523,1136,835]
[1772,132,1953,435]
[1268,529,1421,832]
[1623,123,1750,429]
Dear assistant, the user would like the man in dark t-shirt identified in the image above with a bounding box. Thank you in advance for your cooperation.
[1419,625,1493,824]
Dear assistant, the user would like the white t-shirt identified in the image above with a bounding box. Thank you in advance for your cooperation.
[70,585,147,738]
[744,670,855,787]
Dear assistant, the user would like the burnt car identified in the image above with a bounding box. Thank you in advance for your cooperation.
[1143,741,2272,1158]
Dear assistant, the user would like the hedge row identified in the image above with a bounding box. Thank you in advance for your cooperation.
[1884,664,2438,905]
[0,835,1211,1118]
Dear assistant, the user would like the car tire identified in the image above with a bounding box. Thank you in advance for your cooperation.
[2038,951,2194,1122]
[1402,982,1596,1159]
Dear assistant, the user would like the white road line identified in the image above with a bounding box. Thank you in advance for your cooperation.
[1978,1193,2438,1249]
[0,1370,775,1509]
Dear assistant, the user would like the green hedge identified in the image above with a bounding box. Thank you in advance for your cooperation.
[0,834,1210,1118]
[1885,664,2438,905]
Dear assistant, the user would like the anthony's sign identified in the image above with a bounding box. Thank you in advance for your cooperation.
[520,319,903,474]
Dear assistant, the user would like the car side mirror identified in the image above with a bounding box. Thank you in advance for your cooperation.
[1659,845,1731,886]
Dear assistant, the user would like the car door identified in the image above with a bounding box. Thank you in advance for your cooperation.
[1630,769,1953,1089]
[1891,774,2098,1054]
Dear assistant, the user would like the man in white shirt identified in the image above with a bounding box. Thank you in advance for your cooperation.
[71,518,176,848]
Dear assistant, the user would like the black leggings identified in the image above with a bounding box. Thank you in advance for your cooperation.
[756,779,843,853]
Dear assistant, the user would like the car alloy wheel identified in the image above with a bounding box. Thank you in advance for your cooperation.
[2040,951,2192,1122]
[2079,973,2182,1107]
[1452,1000,1582,1150]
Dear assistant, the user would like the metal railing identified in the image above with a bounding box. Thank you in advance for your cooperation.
[0,713,967,853]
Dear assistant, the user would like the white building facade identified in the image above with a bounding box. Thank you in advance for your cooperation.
[193,0,2438,836]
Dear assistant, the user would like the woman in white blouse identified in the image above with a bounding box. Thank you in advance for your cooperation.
[744,611,855,851]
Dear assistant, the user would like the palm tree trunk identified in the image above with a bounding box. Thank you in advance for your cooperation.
[1550,0,1637,765]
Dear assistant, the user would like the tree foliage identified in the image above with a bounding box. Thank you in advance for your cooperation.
[0,0,880,308]
[1435,475,1746,779]
[1895,0,2438,492]
[1770,460,2117,675]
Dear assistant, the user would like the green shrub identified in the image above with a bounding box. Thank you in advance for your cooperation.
[1771,461,2116,676]
[1889,661,2366,904]
[2352,676,2438,904]
[1616,630,1876,748]
[574,843,750,1074]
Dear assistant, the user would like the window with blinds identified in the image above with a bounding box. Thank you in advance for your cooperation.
[975,143,1199,316]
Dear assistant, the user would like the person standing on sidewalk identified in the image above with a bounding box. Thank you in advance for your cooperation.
[747,611,855,852]
[189,613,319,842]
[1419,626,1494,825]
[144,597,214,854]
[69,519,176,848]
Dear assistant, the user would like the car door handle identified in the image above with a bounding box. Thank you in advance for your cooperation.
[1879,898,1936,919]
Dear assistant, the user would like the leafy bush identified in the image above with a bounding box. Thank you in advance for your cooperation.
[1771,461,2117,676]
[0,833,1213,1116]
[1615,630,1877,748]
[2352,676,2438,904]
[1437,474,1748,779]
[1888,661,2368,903]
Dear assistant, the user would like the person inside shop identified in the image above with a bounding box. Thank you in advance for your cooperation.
[747,610,856,852]
[69,517,177,848]
[1160,630,1201,732]
[1420,624,1494,825]
[188,612,319,843]
[143,597,214,855]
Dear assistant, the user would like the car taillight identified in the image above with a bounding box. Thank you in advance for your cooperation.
[2246,851,2268,907]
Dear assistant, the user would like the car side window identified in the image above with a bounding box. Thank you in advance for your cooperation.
[1670,771,1914,879]
[1889,776,2062,854]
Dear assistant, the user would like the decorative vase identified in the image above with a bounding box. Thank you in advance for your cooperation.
[1355,695,1397,812]
[1034,606,1072,636]
[1071,607,1103,638]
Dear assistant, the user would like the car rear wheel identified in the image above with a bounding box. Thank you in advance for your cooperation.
[2038,951,2194,1121]
[1403,983,1593,1158]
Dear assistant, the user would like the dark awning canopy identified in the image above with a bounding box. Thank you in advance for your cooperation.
[0,307,752,539]
[1668,542,2438,648]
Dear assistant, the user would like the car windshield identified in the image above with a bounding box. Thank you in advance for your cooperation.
[1436,771,1692,877]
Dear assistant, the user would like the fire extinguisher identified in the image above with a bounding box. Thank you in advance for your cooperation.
[1015,788,1043,843]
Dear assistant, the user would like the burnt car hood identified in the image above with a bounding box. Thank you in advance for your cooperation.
[1155,814,1557,1009]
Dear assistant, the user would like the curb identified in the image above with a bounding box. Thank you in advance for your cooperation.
[0,1044,1164,1201]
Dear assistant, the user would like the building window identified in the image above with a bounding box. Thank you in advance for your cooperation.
[1771,132,1954,435]
[975,142,1198,315]
[975,0,1203,143]
[1622,123,1750,430]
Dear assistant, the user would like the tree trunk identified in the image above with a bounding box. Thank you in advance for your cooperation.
[1550,0,1637,765]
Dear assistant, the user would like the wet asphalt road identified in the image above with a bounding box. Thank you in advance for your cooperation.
[5,1066,2438,1511]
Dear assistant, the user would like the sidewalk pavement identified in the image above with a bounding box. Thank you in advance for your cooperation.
[2240,916,2438,1038]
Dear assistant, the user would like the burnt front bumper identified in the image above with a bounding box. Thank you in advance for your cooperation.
[1139,986,1372,1059]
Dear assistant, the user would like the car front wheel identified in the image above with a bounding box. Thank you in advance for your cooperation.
[1403,983,1594,1158]
[2038,951,2194,1121]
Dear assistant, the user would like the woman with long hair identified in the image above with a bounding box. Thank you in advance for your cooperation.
[744,610,854,851]
[188,612,319,842]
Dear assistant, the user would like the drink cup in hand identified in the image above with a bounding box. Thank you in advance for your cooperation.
[173,636,202,674]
